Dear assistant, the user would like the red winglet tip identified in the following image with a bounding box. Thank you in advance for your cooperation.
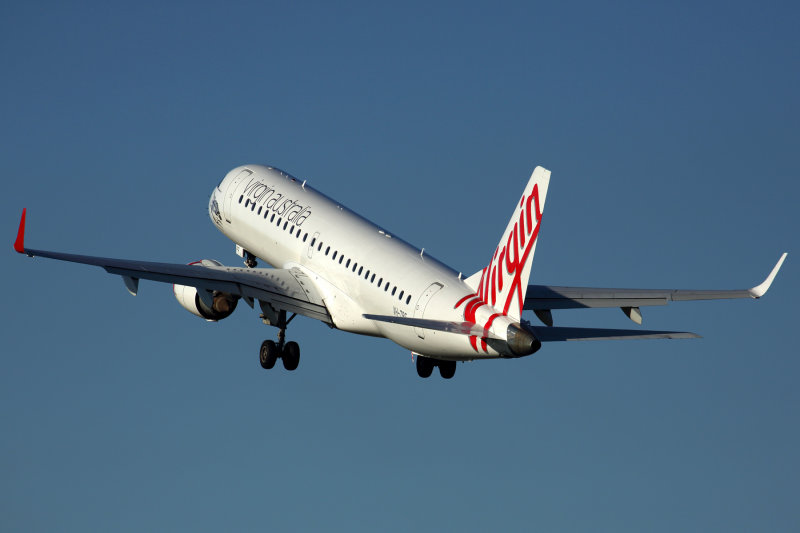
[14,208,26,253]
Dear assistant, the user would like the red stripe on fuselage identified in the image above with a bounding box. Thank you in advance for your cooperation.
[454,293,476,309]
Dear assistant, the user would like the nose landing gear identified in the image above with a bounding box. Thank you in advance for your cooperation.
[258,309,300,372]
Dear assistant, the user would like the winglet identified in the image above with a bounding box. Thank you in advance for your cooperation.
[749,253,788,298]
[14,208,26,254]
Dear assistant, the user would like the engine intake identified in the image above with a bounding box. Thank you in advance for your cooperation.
[173,260,239,321]
[174,284,239,321]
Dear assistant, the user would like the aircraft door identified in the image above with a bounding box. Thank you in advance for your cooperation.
[223,169,252,223]
[307,232,320,259]
[413,282,443,339]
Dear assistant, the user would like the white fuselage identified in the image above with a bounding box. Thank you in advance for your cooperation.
[209,165,516,360]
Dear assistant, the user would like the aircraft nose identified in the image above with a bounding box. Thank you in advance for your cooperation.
[209,188,222,223]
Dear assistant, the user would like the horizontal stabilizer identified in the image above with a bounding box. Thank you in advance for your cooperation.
[529,326,700,342]
[363,314,504,339]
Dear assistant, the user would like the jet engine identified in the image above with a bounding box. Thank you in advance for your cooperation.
[173,260,239,321]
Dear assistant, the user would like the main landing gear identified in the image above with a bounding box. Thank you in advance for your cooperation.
[416,356,457,379]
[259,309,300,371]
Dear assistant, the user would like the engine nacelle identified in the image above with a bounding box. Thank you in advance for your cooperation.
[173,260,239,321]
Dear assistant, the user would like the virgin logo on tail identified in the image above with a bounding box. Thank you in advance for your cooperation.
[478,167,550,322]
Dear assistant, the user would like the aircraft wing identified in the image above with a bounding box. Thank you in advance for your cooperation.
[524,254,787,311]
[13,210,331,323]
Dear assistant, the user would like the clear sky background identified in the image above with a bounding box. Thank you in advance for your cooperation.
[1,1,797,531]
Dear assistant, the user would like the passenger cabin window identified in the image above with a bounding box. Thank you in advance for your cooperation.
[311,237,316,246]
[399,290,404,300]
[406,295,411,304]
[325,246,330,255]
[339,256,344,264]
[303,233,308,242]
[271,214,275,222]
[283,222,288,230]
[258,207,262,215]
[238,195,243,203]
[332,251,337,260]
[391,287,396,296]
[371,274,376,283]
[358,266,363,275]
[318,243,323,251]
[346,259,351,268]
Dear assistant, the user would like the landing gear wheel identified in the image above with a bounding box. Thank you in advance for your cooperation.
[259,340,278,369]
[439,360,457,379]
[416,356,434,378]
[282,341,300,371]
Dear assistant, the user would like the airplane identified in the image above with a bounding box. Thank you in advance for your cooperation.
[13,164,787,379]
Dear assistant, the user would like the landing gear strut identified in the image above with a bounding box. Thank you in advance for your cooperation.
[259,309,300,371]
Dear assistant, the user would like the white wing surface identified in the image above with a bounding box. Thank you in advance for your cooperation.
[23,246,332,323]
[525,254,787,310]
[14,210,330,323]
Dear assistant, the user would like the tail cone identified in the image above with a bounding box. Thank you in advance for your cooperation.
[506,323,541,357]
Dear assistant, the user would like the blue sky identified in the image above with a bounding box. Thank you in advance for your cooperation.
[2,1,797,531]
